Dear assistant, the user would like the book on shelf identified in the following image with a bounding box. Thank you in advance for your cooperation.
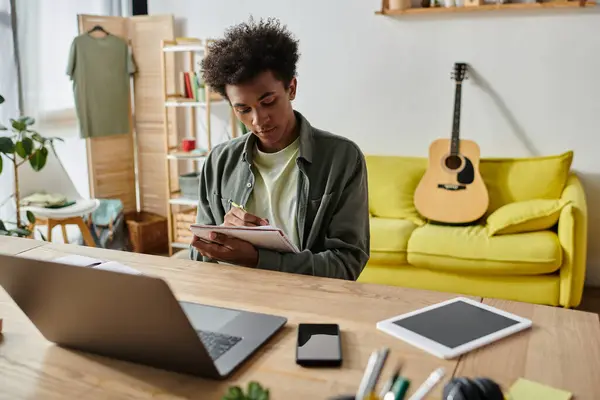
[182,71,206,102]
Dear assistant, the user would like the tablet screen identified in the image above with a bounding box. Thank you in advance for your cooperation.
[392,300,521,349]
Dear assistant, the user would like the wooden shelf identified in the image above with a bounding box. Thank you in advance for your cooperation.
[165,96,226,108]
[167,151,208,160]
[163,44,205,53]
[169,194,198,206]
[377,0,596,15]
[162,38,205,53]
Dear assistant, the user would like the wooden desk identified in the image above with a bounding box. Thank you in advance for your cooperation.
[0,238,599,399]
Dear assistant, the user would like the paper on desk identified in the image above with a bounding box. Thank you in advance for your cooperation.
[55,255,142,275]
[509,378,572,400]
[55,254,103,267]
[92,261,142,275]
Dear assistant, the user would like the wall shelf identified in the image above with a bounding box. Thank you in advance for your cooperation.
[376,0,596,15]
[167,151,208,160]
[169,194,198,206]
[165,95,226,108]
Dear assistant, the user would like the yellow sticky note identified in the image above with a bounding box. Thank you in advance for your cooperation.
[509,378,572,400]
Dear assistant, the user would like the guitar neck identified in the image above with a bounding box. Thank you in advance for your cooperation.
[451,81,462,156]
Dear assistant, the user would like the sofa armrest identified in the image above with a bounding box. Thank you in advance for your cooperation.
[558,173,588,308]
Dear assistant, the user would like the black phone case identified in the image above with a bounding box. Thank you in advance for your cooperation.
[295,323,343,367]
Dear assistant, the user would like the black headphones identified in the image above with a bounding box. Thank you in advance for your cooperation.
[442,377,504,400]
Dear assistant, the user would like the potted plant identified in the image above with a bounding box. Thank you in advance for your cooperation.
[222,381,270,400]
[0,93,62,237]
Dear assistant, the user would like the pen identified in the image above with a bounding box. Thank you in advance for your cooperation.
[364,347,389,397]
[230,201,246,211]
[407,367,446,400]
[384,376,410,400]
[355,350,379,400]
[379,365,401,399]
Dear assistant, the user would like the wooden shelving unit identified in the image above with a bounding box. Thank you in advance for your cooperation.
[376,0,595,15]
[160,37,239,255]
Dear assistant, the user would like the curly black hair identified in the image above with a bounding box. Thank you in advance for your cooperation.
[201,17,300,98]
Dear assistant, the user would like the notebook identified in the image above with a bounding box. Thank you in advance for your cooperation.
[54,255,143,275]
[189,224,300,254]
[508,378,572,400]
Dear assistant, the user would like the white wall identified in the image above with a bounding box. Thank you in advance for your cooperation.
[149,0,600,285]
[0,0,19,224]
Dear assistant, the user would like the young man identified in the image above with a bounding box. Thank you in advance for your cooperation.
[190,18,369,280]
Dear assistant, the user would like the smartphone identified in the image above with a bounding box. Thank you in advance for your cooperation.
[296,323,342,367]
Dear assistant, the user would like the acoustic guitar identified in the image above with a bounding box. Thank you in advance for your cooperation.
[414,62,489,224]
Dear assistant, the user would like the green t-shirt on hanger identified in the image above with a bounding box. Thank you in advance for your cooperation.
[67,33,136,138]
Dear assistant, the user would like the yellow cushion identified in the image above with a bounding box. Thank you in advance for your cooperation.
[479,151,573,214]
[370,217,418,265]
[486,199,570,236]
[365,155,426,225]
[358,264,561,306]
[407,223,562,275]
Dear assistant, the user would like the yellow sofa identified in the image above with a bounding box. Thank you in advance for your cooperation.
[358,151,587,308]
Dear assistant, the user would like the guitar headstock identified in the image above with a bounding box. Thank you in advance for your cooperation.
[451,62,468,83]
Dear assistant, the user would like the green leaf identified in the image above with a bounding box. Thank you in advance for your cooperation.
[30,147,48,171]
[221,386,244,400]
[10,119,26,132]
[0,155,2,174]
[37,229,47,242]
[0,230,8,236]
[26,211,36,224]
[247,382,269,400]
[256,390,269,400]
[10,228,31,237]
[31,132,45,143]
[0,136,15,153]
[0,94,4,104]
[0,220,6,232]
[18,116,35,126]
[15,137,34,158]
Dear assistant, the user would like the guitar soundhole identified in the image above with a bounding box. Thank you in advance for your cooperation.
[445,155,462,170]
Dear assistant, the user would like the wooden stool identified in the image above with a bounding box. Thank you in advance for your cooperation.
[33,216,96,247]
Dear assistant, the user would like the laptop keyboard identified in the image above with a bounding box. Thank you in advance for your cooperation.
[197,330,242,360]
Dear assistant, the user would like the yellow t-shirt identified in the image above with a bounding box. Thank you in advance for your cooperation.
[246,138,301,249]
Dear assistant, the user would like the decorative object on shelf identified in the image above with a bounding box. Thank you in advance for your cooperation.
[389,0,412,10]
[0,93,63,239]
[181,137,196,152]
[178,172,201,200]
[222,381,270,400]
[414,62,489,224]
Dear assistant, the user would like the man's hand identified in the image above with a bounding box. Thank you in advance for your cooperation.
[191,232,259,268]
[224,206,269,227]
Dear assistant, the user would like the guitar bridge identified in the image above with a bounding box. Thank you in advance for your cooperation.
[438,184,466,191]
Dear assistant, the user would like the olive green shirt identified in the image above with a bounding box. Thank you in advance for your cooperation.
[67,33,136,138]
[190,111,370,280]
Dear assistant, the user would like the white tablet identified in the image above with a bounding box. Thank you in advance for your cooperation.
[376,297,532,359]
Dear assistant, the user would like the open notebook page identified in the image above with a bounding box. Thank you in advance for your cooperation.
[190,224,300,254]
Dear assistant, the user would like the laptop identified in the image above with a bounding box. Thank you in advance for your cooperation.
[0,254,287,379]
